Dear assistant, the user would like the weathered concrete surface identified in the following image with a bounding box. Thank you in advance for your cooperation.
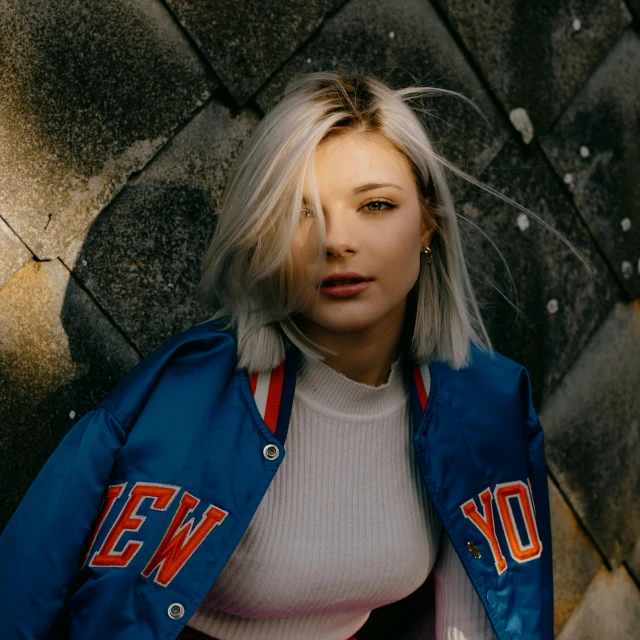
[548,478,603,636]
[540,301,640,570]
[457,139,619,408]
[164,0,346,105]
[61,100,261,356]
[540,28,640,299]
[0,260,139,531]
[556,566,640,640]
[432,0,632,135]
[0,217,31,290]
[256,0,510,199]
[0,0,216,260]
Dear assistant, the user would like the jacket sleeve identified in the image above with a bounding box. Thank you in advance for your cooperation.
[0,405,126,640]
[520,367,555,639]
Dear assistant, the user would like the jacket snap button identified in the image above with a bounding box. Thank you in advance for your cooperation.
[263,444,279,460]
[168,602,185,620]
[486,590,496,606]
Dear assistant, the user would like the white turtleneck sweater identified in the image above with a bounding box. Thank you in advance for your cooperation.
[186,353,497,640]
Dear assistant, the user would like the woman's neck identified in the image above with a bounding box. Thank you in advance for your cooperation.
[293,313,404,387]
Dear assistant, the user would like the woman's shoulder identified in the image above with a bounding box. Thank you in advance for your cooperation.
[99,316,240,428]
[432,341,527,382]
[430,342,533,418]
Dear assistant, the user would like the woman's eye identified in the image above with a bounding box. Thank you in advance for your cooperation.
[362,199,396,213]
[300,200,395,219]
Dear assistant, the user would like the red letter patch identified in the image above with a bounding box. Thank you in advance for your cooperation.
[460,488,508,575]
[494,481,542,563]
[142,492,228,586]
[82,483,126,567]
[89,482,179,568]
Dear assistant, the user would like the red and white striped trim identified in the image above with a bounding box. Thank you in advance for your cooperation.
[413,362,431,411]
[247,360,285,434]
[249,358,430,432]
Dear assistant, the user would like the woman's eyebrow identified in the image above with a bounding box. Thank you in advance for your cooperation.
[302,182,403,205]
[352,182,403,194]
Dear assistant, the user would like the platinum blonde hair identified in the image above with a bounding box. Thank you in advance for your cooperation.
[197,70,588,373]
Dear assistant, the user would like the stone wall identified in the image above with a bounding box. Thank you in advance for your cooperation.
[1,0,638,636]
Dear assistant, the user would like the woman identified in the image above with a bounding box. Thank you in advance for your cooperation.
[0,71,556,639]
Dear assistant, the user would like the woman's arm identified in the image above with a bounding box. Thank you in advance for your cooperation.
[0,406,125,640]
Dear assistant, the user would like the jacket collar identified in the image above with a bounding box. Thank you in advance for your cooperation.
[246,346,435,446]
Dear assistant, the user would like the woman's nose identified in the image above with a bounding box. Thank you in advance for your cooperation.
[324,212,359,256]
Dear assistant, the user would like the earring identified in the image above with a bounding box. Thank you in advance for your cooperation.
[421,245,432,266]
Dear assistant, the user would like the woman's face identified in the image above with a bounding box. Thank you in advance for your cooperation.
[292,130,434,341]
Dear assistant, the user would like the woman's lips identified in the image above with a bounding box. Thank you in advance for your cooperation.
[319,280,372,298]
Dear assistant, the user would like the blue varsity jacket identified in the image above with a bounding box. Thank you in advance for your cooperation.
[0,317,553,639]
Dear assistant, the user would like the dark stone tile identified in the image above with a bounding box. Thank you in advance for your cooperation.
[549,478,603,636]
[61,100,261,356]
[556,567,640,640]
[457,139,620,408]
[626,0,640,19]
[0,0,216,259]
[0,218,31,289]
[629,538,640,586]
[256,0,510,198]
[432,0,632,135]
[540,28,640,299]
[540,300,640,569]
[0,260,139,531]
[163,0,346,105]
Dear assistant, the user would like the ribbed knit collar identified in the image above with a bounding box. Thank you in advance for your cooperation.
[294,351,408,418]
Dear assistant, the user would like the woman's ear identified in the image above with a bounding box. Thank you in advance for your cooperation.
[421,226,435,248]
[420,197,436,247]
